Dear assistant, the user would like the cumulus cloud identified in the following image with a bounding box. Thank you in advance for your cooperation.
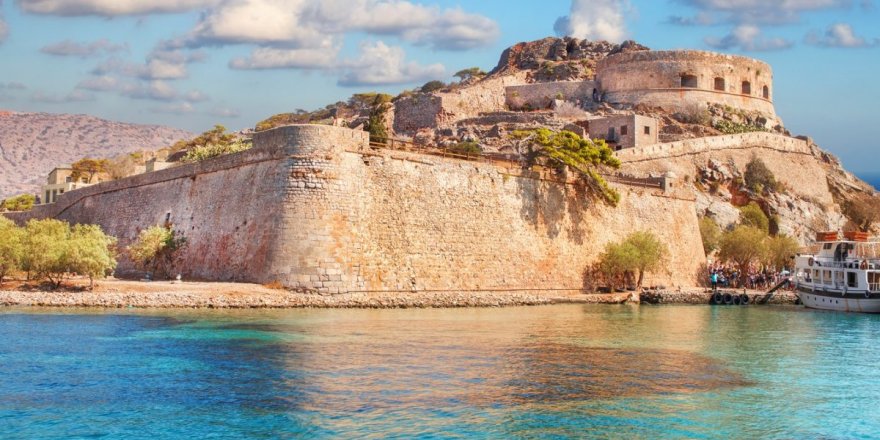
[119,80,178,101]
[91,49,204,80]
[17,0,219,16]
[229,38,340,70]
[40,39,128,58]
[171,0,498,52]
[31,89,95,103]
[670,0,852,25]
[805,23,878,47]
[554,0,628,42]
[705,24,793,51]
[338,41,444,87]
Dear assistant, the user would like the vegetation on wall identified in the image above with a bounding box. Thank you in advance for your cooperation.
[128,225,187,279]
[177,125,252,163]
[366,94,392,144]
[713,119,768,135]
[512,128,621,206]
[738,202,770,233]
[744,156,779,194]
[448,141,482,156]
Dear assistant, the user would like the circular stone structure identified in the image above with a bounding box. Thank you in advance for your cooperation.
[596,50,776,117]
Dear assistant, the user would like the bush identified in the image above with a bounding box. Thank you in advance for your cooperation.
[673,103,711,126]
[420,80,446,93]
[713,119,767,135]
[739,202,770,233]
[699,217,721,254]
[449,141,481,156]
[744,157,778,193]
[181,139,252,163]
[598,231,667,289]
[1,194,36,212]
[128,225,187,279]
[0,217,25,285]
[20,219,116,288]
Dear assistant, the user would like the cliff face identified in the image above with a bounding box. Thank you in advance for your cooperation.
[0,111,193,198]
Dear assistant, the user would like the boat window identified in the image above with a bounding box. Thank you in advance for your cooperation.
[869,272,880,291]
[813,269,820,281]
[823,270,832,285]
[823,243,832,250]
[847,272,857,288]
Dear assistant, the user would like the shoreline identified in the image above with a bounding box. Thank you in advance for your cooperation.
[0,279,798,309]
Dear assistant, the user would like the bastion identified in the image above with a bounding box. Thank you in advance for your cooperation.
[5,124,706,293]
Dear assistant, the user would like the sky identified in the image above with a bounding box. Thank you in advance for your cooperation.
[0,0,878,173]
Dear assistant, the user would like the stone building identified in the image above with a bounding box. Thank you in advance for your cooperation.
[40,166,97,205]
[587,115,659,150]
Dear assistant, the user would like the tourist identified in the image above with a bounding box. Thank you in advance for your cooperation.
[711,271,719,292]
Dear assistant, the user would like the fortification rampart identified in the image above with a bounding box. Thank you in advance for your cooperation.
[616,132,809,162]
[505,81,597,109]
[597,50,775,116]
[4,124,706,291]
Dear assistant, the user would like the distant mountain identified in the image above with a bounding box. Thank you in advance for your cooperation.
[0,111,193,198]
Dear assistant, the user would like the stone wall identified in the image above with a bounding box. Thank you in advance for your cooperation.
[596,50,776,116]
[588,114,658,149]
[5,124,706,292]
[505,81,597,109]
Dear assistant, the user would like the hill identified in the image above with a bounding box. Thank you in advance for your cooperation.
[0,111,193,198]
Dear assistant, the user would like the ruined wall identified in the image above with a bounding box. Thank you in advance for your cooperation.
[505,81,596,109]
[597,50,776,116]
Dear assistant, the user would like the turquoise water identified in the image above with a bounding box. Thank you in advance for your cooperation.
[1,305,878,439]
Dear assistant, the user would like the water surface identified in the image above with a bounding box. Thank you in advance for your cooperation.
[1,305,878,439]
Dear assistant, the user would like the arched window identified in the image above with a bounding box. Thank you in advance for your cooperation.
[680,74,698,88]
[714,77,725,91]
[762,85,770,99]
[741,81,751,95]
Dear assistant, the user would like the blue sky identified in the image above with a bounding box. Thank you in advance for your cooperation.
[0,0,878,173]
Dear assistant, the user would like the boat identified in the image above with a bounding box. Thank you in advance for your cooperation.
[793,231,880,313]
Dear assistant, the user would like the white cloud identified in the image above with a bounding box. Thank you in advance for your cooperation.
[40,38,127,57]
[150,102,196,115]
[17,0,219,16]
[208,106,240,118]
[672,0,851,25]
[805,23,878,47]
[705,24,793,51]
[76,75,120,91]
[175,0,497,52]
[31,89,95,103]
[120,80,178,101]
[229,39,340,70]
[91,49,203,81]
[338,41,444,87]
[183,90,211,102]
[554,0,629,42]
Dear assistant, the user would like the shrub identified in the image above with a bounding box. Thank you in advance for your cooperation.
[181,139,252,163]
[449,141,481,156]
[744,157,779,193]
[128,225,187,279]
[553,101,587,119]
[20,219,116,288]
[598,231,667,289]
[739,202,770,233]
[1,194,36,212]
[453,67,486,82]
[420,80,446,93]
[713,119,767,135]
[673,103,711,126]
[699,217,721,254]
[0,217,25,285]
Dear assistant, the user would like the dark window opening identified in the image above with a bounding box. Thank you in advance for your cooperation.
[741,81,751,95]
[680,74,698,88]
[714,77,725,91]
[620,125,628,136]
[644,126,651,135]
[762,85,770,99]
[608,127,616,140]
[847,272,857,288]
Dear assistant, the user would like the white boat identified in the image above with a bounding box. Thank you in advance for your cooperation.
[794,231,880,313]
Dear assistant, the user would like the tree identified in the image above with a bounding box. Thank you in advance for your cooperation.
[107,154,139,180]
[1,194,36,212]
[454,67,486,82]
[763,234,799,271]
[70,158,110,183]
[513,128,621,205]
[739,202,769,233]
[181,138,252,163]
[22,219,71,288]
[744,156,778,193]
[719,225,768,276]
[420,80,446,93]
[598,231,667,289]
[67,224,117,288]
[0,217,25,285]
[366,95,391,144]
[699,216,721,254]
[128,225,187,279]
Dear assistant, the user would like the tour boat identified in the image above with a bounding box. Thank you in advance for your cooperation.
[793,231,880,313]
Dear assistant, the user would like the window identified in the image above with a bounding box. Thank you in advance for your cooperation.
[620,125,628,136]
[644,126,651,135]
[608,127,616,140]
[823,270,832,285]
[680,74,698,88]
[65,176,72,183]
[763,85,770,99]
[847,272,857,288]
[741,81,751,95]
[714,77,725,91]
[45,190,50,204]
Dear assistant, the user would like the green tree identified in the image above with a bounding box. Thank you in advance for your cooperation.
[420,80,446,93]
[67,224,117,288]
[719,225,768,276]
[454,67,486,82]
[739,202,770,233]
[598,231,667,289]
[699,216,721,254]
[763,234,800,271]
[0,217,25,285]
[128,225,187,279]
[22,219,71,288]
[1,194,36,212]
[513,128,621,205]
[70,158,110,183]
[744,156,778,193]
[366,95,390,144]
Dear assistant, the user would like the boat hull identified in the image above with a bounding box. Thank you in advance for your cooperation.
[796,287,880,313]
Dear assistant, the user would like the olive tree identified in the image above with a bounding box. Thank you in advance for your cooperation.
[763,234,800,271]
[719,225,768,276]
[0,217,25,285]
[67,224,117,288]
[598,231,667,289]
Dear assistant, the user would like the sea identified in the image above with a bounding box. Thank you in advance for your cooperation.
[1,305,878,439]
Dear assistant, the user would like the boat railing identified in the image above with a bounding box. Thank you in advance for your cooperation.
[811,260,880,270]
[871,282,880,292]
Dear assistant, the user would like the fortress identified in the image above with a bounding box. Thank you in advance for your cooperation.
[3,42,851,294]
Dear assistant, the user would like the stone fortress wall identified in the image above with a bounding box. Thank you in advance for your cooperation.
[6,124,709,292]
[505,81,597,110]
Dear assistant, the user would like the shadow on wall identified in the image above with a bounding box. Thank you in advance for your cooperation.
[515,167,593,245]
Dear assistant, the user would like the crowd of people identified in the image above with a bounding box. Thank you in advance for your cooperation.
[708,264,793,291]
